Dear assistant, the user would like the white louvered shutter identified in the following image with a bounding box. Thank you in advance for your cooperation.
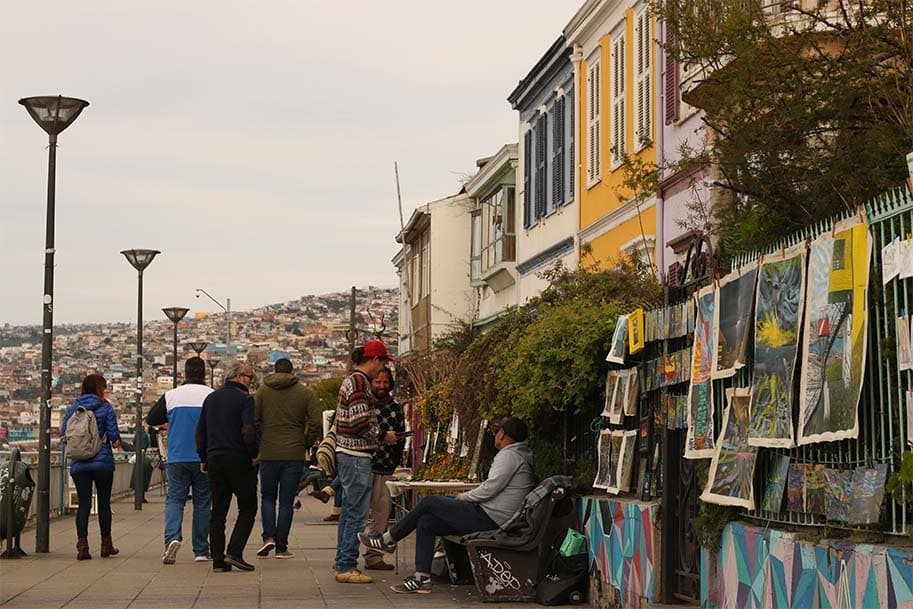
[586,57,602,185]
[611,35,626,168]
[635,9,652,150]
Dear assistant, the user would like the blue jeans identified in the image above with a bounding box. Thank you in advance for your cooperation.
[165,462,212,556]
[260,460,304,552]
[331,476,343,508]
[334,453,372,572]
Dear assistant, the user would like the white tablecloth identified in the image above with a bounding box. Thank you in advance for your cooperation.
[385,479,480,498]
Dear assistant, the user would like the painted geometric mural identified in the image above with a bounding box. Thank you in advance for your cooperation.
[702,521,913,609]
[579,497,656,606]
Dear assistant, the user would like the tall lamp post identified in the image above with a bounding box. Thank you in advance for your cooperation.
[19,95,89,553]
[121,249,160,510]
[195,289,231,358]
[162,307,190,388]
[209,357,221,388]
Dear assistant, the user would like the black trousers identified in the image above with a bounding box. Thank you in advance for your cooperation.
[207,454,258,562]
[71,470,114,538]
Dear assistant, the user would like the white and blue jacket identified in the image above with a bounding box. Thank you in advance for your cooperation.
[147,380,213,463]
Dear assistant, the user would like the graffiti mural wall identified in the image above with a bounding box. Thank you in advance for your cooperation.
[580,497,657,606]
[702,521,913,609]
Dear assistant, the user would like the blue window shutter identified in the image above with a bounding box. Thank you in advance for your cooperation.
[523,129,533,229]
[535,114,547,219]
[567,87,575,202]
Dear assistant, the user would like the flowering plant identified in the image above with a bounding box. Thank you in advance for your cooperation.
[414,379,453,430]
[415,453,470,481]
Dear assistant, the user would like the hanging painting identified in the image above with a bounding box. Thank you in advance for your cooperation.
[686,285,718,459]
[760,454,790,512]
[824,468,853,523]
[701,387,757,509]
[614,430,638,493]
[628,308,646,355]
[848,464,888,525]
[786,463,805,513]
[798,217,871,445]
[593,430,616,490]
[606,314,629,364]
[748,244,806,448]
[713,263,759,378]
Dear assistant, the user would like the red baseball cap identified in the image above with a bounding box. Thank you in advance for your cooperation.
[363,339,396,361]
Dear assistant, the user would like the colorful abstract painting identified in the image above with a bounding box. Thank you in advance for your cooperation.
[824,468,853,522]
[849,464,888,525]
[580,498,655,606]
[805,464,827,515]
[761,454,790,512]
[798,217,871,445]
[786,463,805,512]
[714,264,759,378]
[606,314,629,364]
[686,285,718,459]
[748,245,806,448]
[701,387,757,509]
[703,521,913,609]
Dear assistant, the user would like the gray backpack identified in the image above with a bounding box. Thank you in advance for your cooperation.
[65,407,103,460]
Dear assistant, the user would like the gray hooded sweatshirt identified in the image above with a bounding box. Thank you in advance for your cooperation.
[458,442,536,526]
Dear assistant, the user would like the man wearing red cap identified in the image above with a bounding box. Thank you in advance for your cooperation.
[333,340,396,584]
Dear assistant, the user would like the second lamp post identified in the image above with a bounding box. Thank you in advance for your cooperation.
[162,307,190,388]
[121,249,159,510]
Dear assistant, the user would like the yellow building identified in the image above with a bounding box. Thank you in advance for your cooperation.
[565,0,656,271]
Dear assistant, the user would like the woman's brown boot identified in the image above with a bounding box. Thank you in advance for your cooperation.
[76,537,92,560]
[100,536,119,557]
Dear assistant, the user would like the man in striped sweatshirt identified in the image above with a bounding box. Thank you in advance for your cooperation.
[333,340,394,584]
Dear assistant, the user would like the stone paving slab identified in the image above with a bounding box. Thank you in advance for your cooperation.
[0,491,542,609]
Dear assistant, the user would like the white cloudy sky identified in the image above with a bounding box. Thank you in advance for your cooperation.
[0,1,580,325]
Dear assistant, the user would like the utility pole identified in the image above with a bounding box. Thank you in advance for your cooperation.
[395,162,416,350]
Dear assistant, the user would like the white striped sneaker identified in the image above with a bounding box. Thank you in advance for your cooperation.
[162,540,181,565]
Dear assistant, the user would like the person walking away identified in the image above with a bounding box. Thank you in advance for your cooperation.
[333,340,394,584]
[147,356,213,564]
[363,367,404,571]
[255,358,321,559]
[60,374,124,560]
[360,417,536,594]
[195,361,259,573]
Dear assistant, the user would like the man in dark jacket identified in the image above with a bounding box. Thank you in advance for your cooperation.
[363,367,404,570]
[195,361,259,573]
[254,358,321,559]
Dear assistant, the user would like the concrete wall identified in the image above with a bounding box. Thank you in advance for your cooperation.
[428,194,474,338]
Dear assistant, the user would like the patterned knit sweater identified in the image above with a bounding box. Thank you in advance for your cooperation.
[334,370,379,456]
[372,397,405,475]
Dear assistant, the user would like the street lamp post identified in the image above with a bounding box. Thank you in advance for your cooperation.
[19,95,89,553]
[121,249,160,510]
[162,307,190,388]
[195,289,231,359]
[187,341,209,357]
[209,358,221,388]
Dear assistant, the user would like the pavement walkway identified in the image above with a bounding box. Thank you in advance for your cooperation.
[0,490,535,609]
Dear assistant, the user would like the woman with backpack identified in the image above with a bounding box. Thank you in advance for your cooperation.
[60,374,125,560]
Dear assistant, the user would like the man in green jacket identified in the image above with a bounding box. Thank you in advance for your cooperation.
[254,358,321,559]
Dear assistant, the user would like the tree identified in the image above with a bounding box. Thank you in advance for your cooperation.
[311,376,343,411]
[659,0,913,254]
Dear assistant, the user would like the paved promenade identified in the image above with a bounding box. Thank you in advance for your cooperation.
[0,491,537,609]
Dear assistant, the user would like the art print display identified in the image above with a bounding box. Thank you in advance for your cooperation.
[628,308,646,355]
[686,285,718,459]
[898,315,912,372]
[760,454,790,512]
[593,430,616,490]
[786,463,805,513]
[714,264,759,378]
[660,393,688,430]
[900,238,913,280]
[882,237,901,284]
[603,369,635,424]
[607,314,629,364]
[798,217,872,445]
[748,245,806,448]
[601,370,621,419]
[701,388,757,509]
[804,464,827,515]
[615,430,638,493]
[848,464,888,525]
[824,468,853,523]
[622,371,639,416]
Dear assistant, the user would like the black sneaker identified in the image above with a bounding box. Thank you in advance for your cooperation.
[225,555,255,571]
[212,561,232,572]
[256,540,275,557]
[391,575,432,594]
[358,532,396,554]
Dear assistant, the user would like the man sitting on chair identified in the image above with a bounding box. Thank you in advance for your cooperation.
[359,417,536,594]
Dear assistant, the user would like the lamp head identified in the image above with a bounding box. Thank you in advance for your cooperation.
[121,249,160,272]
[187,341,209,356]
[19,96,89,136]
[162,307,190,324]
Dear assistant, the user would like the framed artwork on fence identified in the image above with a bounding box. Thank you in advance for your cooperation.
[686,284,718,459]
[748,243,806,448]
[761,454,790,512]
[606,314,629,364]
[798,217,871,445]
[615,430,638,493]
[700,387,757,509]
[593,429,616,490]
[713,263,759,378]
[628,308,646,355]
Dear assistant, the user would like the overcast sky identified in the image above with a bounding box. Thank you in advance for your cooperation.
[1,1,580,325]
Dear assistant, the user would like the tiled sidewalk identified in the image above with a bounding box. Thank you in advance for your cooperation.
[0,491,535,609]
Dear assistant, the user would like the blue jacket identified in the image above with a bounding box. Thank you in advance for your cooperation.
[147,381,213,463]
[60,394,121,474]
